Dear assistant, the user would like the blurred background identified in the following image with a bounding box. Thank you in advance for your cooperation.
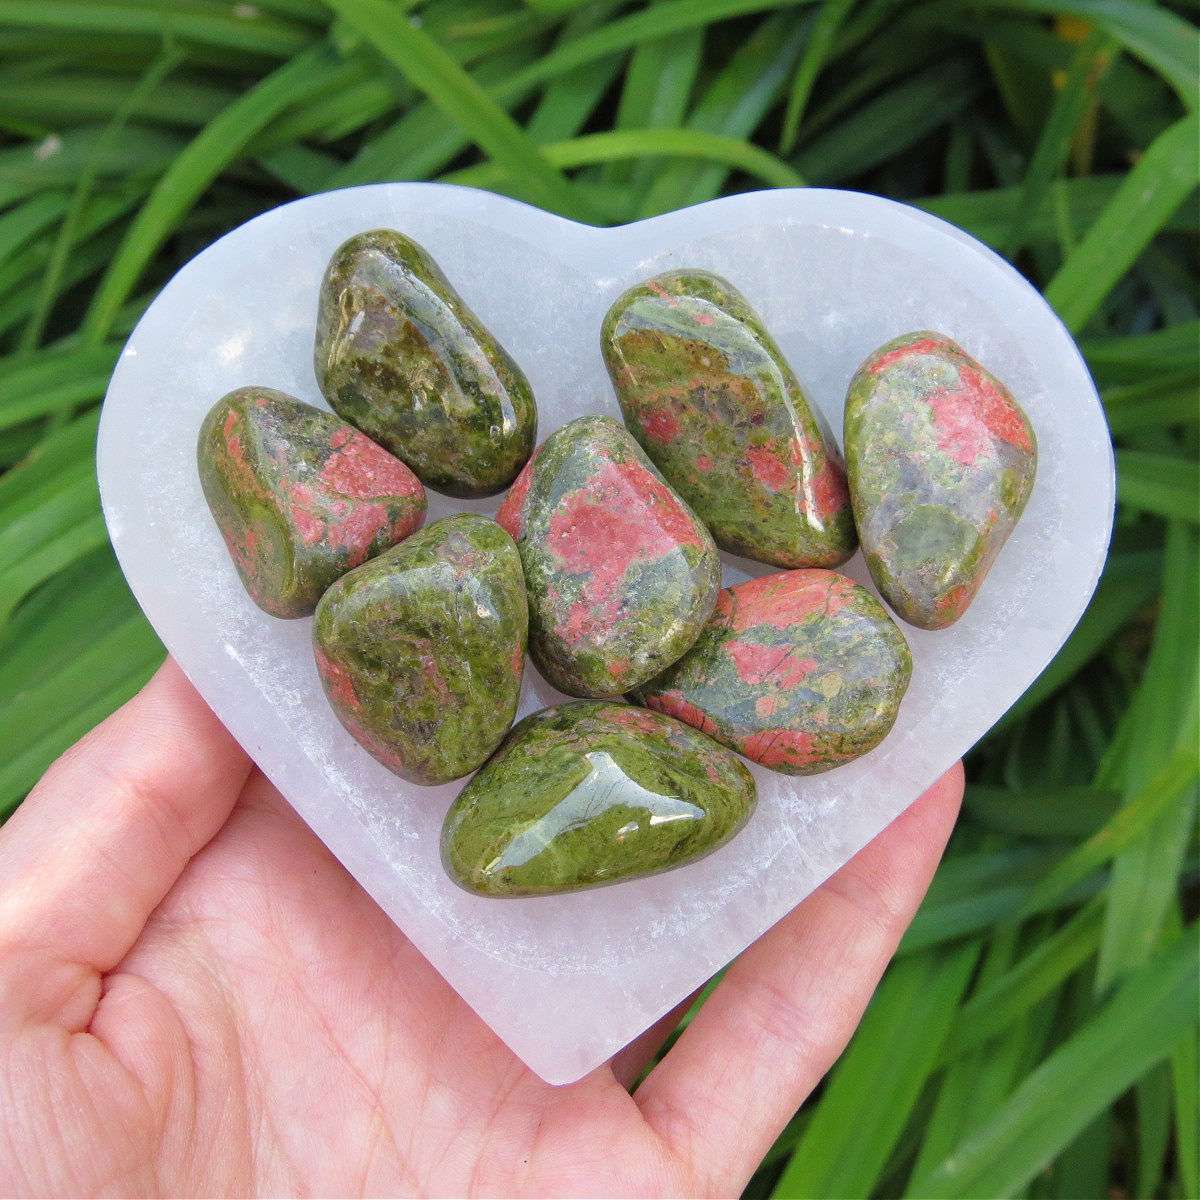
[0,1,1196,1196]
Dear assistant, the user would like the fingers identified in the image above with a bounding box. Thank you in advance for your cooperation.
[0,658,251,1028]
[609,992,701,1091]
[635,765,964,1192]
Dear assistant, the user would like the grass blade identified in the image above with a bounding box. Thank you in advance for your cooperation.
[1173,1028,1200,1200]
[778,0,854,154]
[940,900,1105,1062]
[605,27,703,190]
[1116,451,1199,524]
[1019,747,1199,919]
[82,45,342,342]
[974,0,1199,107]
[326,0,600,222]
[772,944,980,1198]
[1043,111,1199,332]
[637,9,810,217]
[909,930,1199,1198]
[963,784,1120,840]
[0,0,314,57]
[1098,523,1200,989]
[1002,29,1113,257]
[444,129,806,192]
[20,49,183,354]
[796,59,983,183]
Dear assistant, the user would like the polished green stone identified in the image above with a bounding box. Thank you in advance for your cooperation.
[314,229,537,498]
[496,415,722,698]
[844,332,1037,629]
[197,386,425,618]
[602,269,856,568]
[441,701,756,897]
[313,514,527,784]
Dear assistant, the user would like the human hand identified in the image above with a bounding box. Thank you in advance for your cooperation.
[0,659,962,1198]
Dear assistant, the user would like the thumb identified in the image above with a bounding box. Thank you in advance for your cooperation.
[0,658,251,1031]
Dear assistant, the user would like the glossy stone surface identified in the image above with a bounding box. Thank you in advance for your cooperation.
[314,229,537,498]
[442,701,756,896]
[196,386,425,618]
[637,570,911,774]
[497,415,721,698]
[313,513,527,784]
[845,332,1038,629]
[602,269,856,568]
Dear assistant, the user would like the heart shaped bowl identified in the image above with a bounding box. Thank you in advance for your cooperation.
[97,183,1113,1084]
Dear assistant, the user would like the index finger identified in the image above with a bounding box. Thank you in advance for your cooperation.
[635,765,964,1193]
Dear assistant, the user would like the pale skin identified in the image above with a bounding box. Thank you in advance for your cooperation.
[0,659,963,1198]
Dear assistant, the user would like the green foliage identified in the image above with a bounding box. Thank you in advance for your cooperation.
[0,2,1195,1195]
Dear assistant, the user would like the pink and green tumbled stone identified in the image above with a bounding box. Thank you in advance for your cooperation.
[313,514,527,785]
[441,701,756,897]
[844,332,1037,630]
[497,415,721,699]
[636,570,911,775]
[314,229,537,499]
[197,386,426,618]
[602,269,856,569]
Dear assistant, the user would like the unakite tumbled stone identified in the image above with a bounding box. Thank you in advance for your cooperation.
[197,386,425,618]
[845,332,1037,629]
[636,570,911,774]
[441,701,756,896]
[313,514,527,784]
[496,415,721,698]
[602,269,856,568]
[314,229,537,498]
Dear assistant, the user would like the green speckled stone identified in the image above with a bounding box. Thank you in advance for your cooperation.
[197,386,426,618]
[602,269,856,568]
[497,415,722,699]
[314,229,537,498]
[845,332,1037,629]
[441,701,756,896]
[636,569,911,775]
[313,513,527,784]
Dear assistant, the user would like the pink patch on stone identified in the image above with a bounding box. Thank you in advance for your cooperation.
[807,457,850,521]
[645,691,720,738]
[320,432,422,499]
[726,640,818,689]
[222,409,246,466]
[744,445,790,492]
[934,581,976,622]
[496,447,539,540]
[642,407,681,444]
[558,592,621,649]
[958,363,1033,452]
[289,483,324,544]
[547,459,702,584]
[726,569,857,632]
[741,728,820,770]
[327,502,390,565]
[867,335,949,375]
[315,646,361,713]
[695,454,714,473]
[927,388,994,467]
[610,707,663,735]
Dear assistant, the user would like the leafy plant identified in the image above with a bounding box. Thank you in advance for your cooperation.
[0,2,1196,1196]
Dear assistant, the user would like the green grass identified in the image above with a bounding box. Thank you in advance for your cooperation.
[0,2,1196,1195]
